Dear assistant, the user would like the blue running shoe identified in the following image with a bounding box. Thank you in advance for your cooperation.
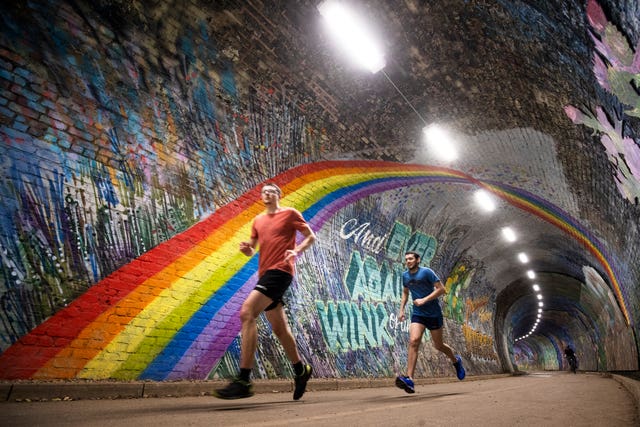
[454,355,466,380]
[395,375,415,393]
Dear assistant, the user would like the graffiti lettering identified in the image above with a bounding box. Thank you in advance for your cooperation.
[315,301,394,352]
[344,251,403,301]
[387,312,410,333]
[384,222,438,263]
[339,219,387,254]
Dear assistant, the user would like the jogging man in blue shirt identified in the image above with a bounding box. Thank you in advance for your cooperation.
[395,251,465,393]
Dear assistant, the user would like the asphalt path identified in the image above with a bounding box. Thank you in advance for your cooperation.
[3,372,637,426]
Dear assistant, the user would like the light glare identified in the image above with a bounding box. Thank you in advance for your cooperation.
[502,227,517,243]
[318,1,385,73]
[475,189,496,212]
[423,125,458,162]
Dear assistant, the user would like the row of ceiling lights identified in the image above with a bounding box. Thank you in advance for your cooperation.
[507,229,543,342]
[475,193,544,343]
[317,2,541,342]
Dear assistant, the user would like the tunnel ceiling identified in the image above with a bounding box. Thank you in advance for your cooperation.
[197,0,640,348]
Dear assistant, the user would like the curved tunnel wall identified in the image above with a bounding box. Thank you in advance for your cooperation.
[503,267,637,373]
[0,0,639,381]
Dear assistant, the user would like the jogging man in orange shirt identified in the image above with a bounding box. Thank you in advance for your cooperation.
[214,183,316,400]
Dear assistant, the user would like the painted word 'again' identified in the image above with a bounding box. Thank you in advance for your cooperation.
[344,251,404,301]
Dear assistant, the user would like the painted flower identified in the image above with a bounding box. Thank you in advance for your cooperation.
[622,137,640,180]
[586,0,607,35]
[563,105,583,124]
[592,54,611,91]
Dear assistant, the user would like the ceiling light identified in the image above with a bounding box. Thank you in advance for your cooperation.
[538,301,544,307]
[502,227,517,243]
[474,189,496,212]
[318,1,385,73]
[536,294,542,300]
[532,284,540,291]
[423,125,458,162]
[527,270,536,279]
[518,252,529,263]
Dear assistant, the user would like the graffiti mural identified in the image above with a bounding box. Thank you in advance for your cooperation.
[0,0,323,353]
[0,159,627,380]
[443,264,472,323]
[564,0,640,203]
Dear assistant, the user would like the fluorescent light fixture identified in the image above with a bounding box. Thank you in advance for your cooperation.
[518,252,529,263]
[527,270,536,279]
[502,227,517,243]
[423,125,458,162]
[474,189,496,212]
[318,1,385,73]
[538,301,543,307]
[532,284,540,292]
[538,308,542,313]
[536,294,542,300]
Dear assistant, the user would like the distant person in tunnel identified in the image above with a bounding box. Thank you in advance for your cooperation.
[395,251,466,394]
[214,182,316,400]
[564,345,578,373]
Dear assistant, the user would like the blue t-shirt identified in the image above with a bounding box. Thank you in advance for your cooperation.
[402,267,442,317]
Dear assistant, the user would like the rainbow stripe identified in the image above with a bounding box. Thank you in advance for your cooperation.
[0,161,629,380]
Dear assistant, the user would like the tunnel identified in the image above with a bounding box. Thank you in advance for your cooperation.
[0,0,638,383]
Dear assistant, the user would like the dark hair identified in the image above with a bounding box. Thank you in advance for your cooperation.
[262,183,282,195]
[405,251,421,260]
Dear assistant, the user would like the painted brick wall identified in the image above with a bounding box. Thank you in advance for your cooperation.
[0,0,497,380]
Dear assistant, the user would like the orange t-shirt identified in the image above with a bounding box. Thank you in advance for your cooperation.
[251,207,309,277]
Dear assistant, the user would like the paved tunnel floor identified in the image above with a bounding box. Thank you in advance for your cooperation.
[3,372,637,426]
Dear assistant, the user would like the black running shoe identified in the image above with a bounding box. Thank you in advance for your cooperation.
[213,378,254,400]
[293,364,313,400]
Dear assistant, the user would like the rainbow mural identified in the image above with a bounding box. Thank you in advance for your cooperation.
[0,160,629,380]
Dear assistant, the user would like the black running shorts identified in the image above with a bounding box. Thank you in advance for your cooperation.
[255,269,293,311]
[411,314,443,330]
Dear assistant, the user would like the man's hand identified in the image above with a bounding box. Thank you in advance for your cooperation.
[398,307,406,322]
[239,241,254,256]
[284,249,298,261]
[413,297,427,306]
